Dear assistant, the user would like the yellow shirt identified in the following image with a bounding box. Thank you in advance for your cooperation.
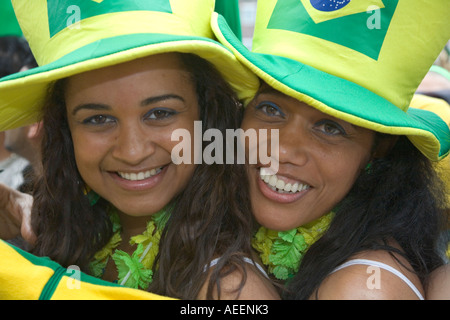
[0,240,174,300]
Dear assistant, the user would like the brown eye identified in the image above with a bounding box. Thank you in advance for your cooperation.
[315,120,347,136]
[256,101,285,117]
[83,115,114,125]
[144,108,177,120]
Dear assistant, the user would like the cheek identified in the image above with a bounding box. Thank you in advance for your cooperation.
[240,116,263,160]
[166,119,198,162]
[320,151,365,196]
[71,132,108,177]
[240,112,255,132]
[159,125,197,190]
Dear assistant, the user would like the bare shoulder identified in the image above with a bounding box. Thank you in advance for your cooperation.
[315,250,424,300]
[427,264,450,300]
[197,260,280,300]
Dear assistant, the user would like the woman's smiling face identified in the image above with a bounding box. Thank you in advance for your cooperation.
[65,53,199,217]
[241,84,376,231]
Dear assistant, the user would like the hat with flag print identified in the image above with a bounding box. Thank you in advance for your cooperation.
[211,0,450,161]
[0,0,22,36]
[0,0,258,131]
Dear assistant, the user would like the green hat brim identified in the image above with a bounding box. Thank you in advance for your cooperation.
[0,32,258,131]
[212,13,450,161]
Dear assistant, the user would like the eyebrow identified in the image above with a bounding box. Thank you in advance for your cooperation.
[140,94,185,106]
[71,94,186,115]
[71,103,110,116]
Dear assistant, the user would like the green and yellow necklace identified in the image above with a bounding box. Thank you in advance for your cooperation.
[252,212,334,280]
[89,188,333,288]
[90,208,169,290]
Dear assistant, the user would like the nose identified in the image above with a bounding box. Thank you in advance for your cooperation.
[277,121,310,167]
[111,123,156,165]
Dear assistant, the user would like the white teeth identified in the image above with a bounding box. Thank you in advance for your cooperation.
[276,179,284,190]
[259,169,309,194]
[269,175,277,186]
[118,167,162,181]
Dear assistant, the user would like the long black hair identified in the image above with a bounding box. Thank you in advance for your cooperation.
[283,135,448,299]
[149,54,257,299]
[31,76,112,271]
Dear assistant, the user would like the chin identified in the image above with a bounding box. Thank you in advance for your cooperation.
[255,212,300,231]
[114,201,167,217]
[255,205,322,231]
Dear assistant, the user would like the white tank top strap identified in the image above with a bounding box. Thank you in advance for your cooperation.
[332,258,424,300]
[205,257,269,279]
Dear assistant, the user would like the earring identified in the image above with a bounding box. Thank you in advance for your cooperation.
[365,161,372,173]
[84,186,100,206]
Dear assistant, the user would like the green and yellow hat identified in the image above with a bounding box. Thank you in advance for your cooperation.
[0,0,258,131]
[212,0,450,161]
[0,0,22,36]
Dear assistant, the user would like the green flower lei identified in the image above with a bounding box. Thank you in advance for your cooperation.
[252,212,334,280]
[90,208,170,290]
[88,181,334,289]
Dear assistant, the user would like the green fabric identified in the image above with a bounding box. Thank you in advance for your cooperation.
[0,0,22,36]
[0,33,226,82]
[3,241,122,300]
[215,0,242,40]
[39,267,67,300]
[268,0,398,60]
[4,240,61,271]
[47,0,173,37]
[407,107,450,153]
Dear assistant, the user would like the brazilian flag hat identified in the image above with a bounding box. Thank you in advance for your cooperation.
[212,0,450,161]
[0,0,22,36]
[0,0,258,131]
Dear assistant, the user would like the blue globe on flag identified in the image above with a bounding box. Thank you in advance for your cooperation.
[310,0,351,12]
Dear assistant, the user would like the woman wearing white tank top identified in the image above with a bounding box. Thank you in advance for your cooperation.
[215,0,450,300]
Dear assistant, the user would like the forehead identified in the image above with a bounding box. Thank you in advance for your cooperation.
[64,54,195,104]
[256,83,295,101]
[68,53,186,84]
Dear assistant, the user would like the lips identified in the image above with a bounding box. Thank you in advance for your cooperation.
[256,168,310,203]
[117,167,163,181]
[259,168,310,194]
[110,165,167,191]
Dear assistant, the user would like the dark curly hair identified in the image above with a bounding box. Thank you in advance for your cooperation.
[283,135,449,299]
